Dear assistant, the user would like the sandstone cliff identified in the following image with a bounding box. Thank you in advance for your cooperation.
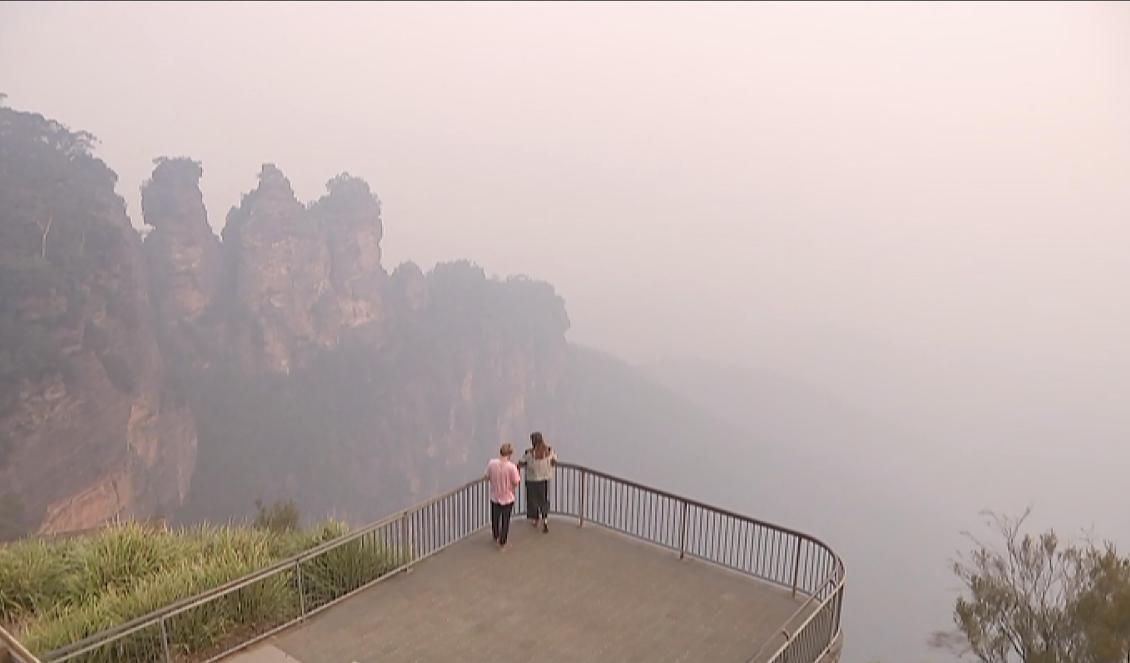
[141,157,223,374]
[221,164,336,375]
[0,107,197,537]
[0,102,571,537]
[161,166,568,524]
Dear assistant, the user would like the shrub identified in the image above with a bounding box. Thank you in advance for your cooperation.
[0,537,71,622]
[0,518,394,661]
[299,533,404,612]
[253,499,300,533]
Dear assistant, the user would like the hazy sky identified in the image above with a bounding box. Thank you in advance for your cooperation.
[3,1,1128,377]
[3,3,1129,660]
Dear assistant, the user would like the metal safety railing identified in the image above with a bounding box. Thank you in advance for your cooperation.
[2,624,42,663]
[36,476,493,663]
[13,463,842,663]
[549,464,845,663]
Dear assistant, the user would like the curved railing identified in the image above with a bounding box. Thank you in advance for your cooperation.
[22,463,843,663]
[548,464,845,663]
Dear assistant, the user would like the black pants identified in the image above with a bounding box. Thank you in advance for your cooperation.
[490,501,514,545]
[525,480,550,521]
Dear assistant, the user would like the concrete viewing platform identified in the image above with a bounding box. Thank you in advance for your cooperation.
[230,518,805,663]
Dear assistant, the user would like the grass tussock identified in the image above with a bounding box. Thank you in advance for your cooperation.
[0,519,402,660]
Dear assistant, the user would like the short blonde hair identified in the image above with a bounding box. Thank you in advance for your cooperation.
[499,442,514,457]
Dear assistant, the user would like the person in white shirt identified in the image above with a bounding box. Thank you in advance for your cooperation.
[519,431,557,533]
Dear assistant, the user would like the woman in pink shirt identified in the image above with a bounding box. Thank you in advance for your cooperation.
[485,442,521,549]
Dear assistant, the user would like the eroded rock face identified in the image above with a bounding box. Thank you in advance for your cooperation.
[141,157,222,372]
[1,104,572,537]
[311,173,386,336]
[0,106,197,537]
[222,164,335,374]
[178,256,571,525]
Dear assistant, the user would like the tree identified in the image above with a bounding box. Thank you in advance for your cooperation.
[936,510,1130,663]
[1074,546,1130,662]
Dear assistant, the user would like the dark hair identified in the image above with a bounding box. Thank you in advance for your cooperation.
[530,431,551,459]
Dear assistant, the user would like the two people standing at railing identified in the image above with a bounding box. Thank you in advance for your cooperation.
[519,431,557,533]
[485,432,559,550]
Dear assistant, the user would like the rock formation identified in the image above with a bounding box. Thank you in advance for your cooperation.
[0,106,197,537]
[141,157,222,373]
[0,101,571,537]
[311,173,386,338]
[221,164,335,375]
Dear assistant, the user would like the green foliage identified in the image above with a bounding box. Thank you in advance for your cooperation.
[253,498,300,533]
[0,103,139,416]
[0,537,68,620]
[0,257,73,414]
[311,172,380,222]
[0,518,387,659]
[1073,547,1130,662]
[299,534,404,613]
[938,511,1130,663]
[0,104,116,268]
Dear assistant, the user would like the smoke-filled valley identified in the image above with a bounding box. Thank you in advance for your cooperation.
[3,4,1130,662]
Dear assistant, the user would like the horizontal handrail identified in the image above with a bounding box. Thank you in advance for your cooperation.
[761,573,846,663]
[29,463,843,663]
[555,463,835,547]
[1,625,42,663]
[745,572,839,663]
[550,463,845,662]
[43,475,488,660]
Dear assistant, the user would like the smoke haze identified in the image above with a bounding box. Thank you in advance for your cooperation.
[4,3,1129,660]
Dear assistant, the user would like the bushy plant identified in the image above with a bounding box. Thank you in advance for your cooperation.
[299,533,404,612]
[0,519,395,661]
[252,499,300,533]
[0,537,71,621]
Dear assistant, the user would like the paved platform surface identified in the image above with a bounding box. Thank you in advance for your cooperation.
[230,519,802,662]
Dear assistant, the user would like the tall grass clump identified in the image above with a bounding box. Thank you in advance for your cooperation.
[300,532,406,612]
[0,517,398,661]
[252,499,300,533]
[0,537,71,621]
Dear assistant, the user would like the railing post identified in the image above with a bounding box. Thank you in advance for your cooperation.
[295,558,307,619]
[834,584,844,634]
[401,512,412,569]
[678,500,689,559]
[158,616,171,663]
[578,469,586,528]
[791,538,802,598]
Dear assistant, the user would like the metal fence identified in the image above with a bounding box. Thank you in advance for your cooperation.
[18,463,842,663]
[2,624,42,663]
[38,477,493,663]
[550,464,845,663]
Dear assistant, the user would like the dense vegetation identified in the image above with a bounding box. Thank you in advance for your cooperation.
[0,102,135,416]
[935,511,1130,663]
[0,509,398,659]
